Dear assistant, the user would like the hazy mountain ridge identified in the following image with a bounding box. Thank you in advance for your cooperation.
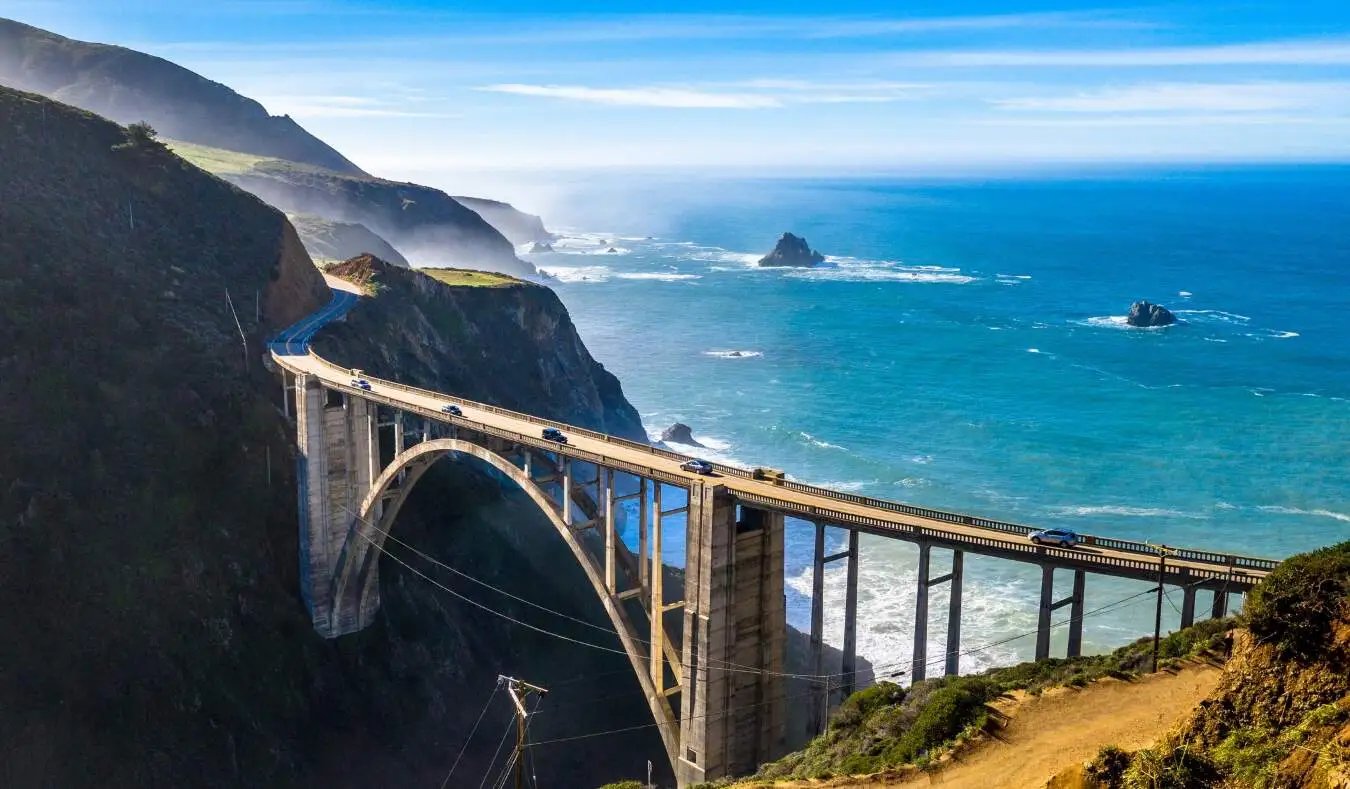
[0,17,365,175]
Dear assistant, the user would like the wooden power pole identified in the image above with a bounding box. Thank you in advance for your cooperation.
[500,675,548,789]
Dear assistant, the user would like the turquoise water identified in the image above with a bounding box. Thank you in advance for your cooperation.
[527,167,1350,676]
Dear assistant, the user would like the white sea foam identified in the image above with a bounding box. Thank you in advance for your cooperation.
[1179,290,1193,297]
[786,543,1031,680]
[1027,348,1042,354]
[1258,506,1350,523]
[704,350,763,359]
[799,432,849,452]
[539,265,610,283]
[1052,505,1210,520]
[895,477,931,488]
[909,454,934,465]
[785,261,976,284]
[1078,315,1171,330]
[615,272,701,281]
[1174,309,1251,323]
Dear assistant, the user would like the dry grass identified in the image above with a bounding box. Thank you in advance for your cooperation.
[420,267,522,288]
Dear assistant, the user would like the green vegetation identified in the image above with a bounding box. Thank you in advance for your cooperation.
[1208,703,1349,788]
[754,618,1233,781]
[112,121,165,152]
[167,138,273,174]
[595,782,645,789]
[1245,540,1350,661]
[421,267,523,288]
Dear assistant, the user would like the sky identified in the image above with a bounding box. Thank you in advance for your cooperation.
[6,0,1350,174]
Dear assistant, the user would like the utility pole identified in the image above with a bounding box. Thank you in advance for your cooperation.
[500,675,548,789]
[1151,543,1174,673]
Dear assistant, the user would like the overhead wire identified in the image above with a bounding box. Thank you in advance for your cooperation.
[440,682,501,789]
[477,714,517,789]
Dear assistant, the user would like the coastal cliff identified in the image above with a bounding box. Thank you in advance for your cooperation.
[0,17,365,174]
[454,195,554,245]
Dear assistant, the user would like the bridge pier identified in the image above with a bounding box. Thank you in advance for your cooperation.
[1211,588,1229,619]
[1036,567,1087,661]
[911,544,964,683]
[808,524,862,726]
[677,492,786,785]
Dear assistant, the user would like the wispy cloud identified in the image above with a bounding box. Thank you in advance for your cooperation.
[477,80,932,108]
[251,94,457,118]
[891,37,1350,67]
[477,84,782,109]
[993,82,1350,113]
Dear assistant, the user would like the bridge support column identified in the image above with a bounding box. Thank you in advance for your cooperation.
[841,529,860,698]
[1179,569,1196,629]
[946,550,963,677]
[293,378,380,637]
[1067,570,1086,658]
[650,482,664,693]
[676,491,785,786]
[562,458,573,527]
[912,543,931,682]
[809,522,826,731]
[392,411,404,455]
[639,478,650,593]
[1211,588,1229,619]
[1036,565,1055,661]
[603,468,616,594]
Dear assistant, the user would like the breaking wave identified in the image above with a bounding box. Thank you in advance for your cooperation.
[703,350,763,359]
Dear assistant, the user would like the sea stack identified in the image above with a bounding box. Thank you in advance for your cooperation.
[659,422,706,448]
[1126,300,1177,327]
[758,232,825,267]
[527,241,554,254]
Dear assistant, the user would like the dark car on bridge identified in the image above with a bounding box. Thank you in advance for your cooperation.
[441,404,463,416]
[349,377,372,391]
[542,427,568,444]
[1029,528,1080,548]
[681,459,715,475]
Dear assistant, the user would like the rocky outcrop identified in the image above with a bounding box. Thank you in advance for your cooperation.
[660,422,705,448]
[288,213,410,268]
[528,241,554,254]
[0,18,365,174]
[222,162,538,279]
[453,195,553,245]
[759,232,825,267]
[1126,300,1176,327]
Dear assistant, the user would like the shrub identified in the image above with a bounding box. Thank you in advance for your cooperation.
[1122,745,1216,789]
[596,782,644,789]
[1245,540,1350,661]
[832,682,904,730]
[112,121,166,152]
[882,676,995,766]
[1085,745,1133,788]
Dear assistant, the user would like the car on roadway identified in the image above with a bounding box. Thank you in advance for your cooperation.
[542,427,568,444]
[441,404,463,417]
[681,459,714,475]
[350,378,372,391]
[1029,528,1080,548]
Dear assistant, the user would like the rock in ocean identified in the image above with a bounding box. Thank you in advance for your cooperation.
[758,232,825,267]
[659,422,706,448]
[1127,300,1177,327]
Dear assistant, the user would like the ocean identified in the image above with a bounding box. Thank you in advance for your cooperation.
[519,166,1350,678]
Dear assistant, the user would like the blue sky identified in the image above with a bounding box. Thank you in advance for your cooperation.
[7,0,1350,174]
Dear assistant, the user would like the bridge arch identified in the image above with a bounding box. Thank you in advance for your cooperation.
[327,438,681,762]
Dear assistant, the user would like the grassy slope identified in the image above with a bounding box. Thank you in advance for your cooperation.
[420,267,523,288]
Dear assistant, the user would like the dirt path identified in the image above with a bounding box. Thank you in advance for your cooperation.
[756,662,1221,789]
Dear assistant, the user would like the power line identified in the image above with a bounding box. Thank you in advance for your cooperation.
[440,683,500,789]
[477,716,517,789]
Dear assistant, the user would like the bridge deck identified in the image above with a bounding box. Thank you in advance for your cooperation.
[274,343,1275,590]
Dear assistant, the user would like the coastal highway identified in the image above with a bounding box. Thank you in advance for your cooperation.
[271,283,1277,588]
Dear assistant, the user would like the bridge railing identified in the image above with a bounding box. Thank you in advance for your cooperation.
[283,352,1278,575]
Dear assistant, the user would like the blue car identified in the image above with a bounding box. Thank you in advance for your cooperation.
[681,459,714,475]
[441,404,463,417]
[349,378,372,391]
[1030,528,1080,548]
[541,427,568,444]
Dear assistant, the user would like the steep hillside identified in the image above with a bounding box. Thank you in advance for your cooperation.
[169,139,538,279]
[288,214,410,268]
[0,86,670,788]
[0,18,364,174]
[455,195,554,245]
[1082,542,1350,789]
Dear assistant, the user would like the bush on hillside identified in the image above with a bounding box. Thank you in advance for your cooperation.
[1085,745,1133,787]
[1244,540,1350,661]
[111,120,165,152]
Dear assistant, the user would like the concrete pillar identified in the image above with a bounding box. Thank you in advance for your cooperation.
[562,457,573,527]
[676,500,789,782]
[522,449,532,479]
[912,542,931,683]
[604,468,616,594]
[840,529,860,698]
[282,372,291,419]
[809,521,826,731]
[1036,565,1055,661]
[421,418,430,443]
[946,550,963,677]
[639,477,649,592]
[1211,588,1229,619]
[1067,570,1086,658]
[392,411,404,454]
[1181,583,1197,630]
[651,482,664,694]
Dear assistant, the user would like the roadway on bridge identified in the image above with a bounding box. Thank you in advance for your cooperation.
[271,282,1271,584]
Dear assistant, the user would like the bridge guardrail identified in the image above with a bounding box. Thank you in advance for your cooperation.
[280,351,1278,576]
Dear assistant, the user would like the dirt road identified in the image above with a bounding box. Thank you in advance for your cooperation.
[754,662,1221,789]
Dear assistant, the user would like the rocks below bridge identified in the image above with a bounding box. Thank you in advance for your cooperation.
[1126,300,1177,327]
